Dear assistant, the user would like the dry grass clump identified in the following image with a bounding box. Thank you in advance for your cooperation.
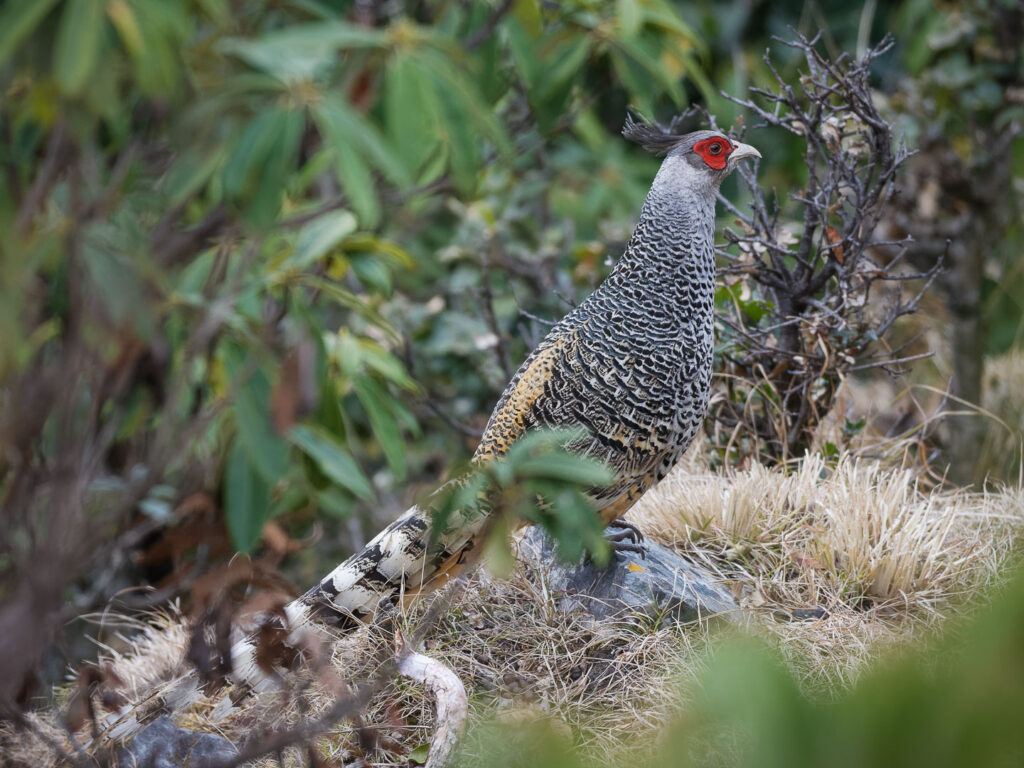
[2,571,702,768]
[634,454,1022,607]
[629,453,1024,689]
[237,566,704,766]
[4,454,1024,767]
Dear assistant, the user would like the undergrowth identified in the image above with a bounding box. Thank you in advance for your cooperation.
[5,453,1023,767]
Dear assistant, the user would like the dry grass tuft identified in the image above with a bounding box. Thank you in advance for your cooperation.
[4,454,1023,767]
[628,453,1024,689]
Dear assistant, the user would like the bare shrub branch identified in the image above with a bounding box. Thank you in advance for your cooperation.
[706,33,936,464]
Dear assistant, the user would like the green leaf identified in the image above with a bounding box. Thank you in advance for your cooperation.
[53,0,106,97]
[642,4,703,51]
[609,49,651,114]
[615,37,685,106]
[433,76,481,195]
[294,275,400,342]
[225,440,271,553]
[340,234,415,269]
[313,94,412,188]
[416,49,512,162]
[222,111,283,202]
[118,0,185,97]
[291,210,359,269]
[334,138,380,228]
[193,0,230,24]
[316,486,355,518]
[385,52,440,177]
[81,235,154,339]
[504,18,538,92]
[359,344,417,391]
[289,424,375,500]
[514,454,615,487]
[843,417,867,436]
[349,253,393,295]
[268,483,307,521]
[219,21,386,83]
[354,376,406,480]
[408,743,430,765]
[223,108,304,223]
[616,0,642,37]
[225,349,290,483]
[482,510,516,577]
[539,489,607,564]
[162,146,226,205]
[316,366,347,440]
[106,0,144,57]
[512,0,542,34]
[0,0,61,66]
[740,297,771,324]
[535,36,591,105]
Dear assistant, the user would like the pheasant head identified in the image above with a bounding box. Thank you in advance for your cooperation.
[623,116,760,198]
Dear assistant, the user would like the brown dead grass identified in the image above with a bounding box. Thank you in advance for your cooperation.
[5,454,1024,767]
[631,454,1024,687]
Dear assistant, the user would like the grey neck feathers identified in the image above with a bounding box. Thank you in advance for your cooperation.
[606,155,718,291]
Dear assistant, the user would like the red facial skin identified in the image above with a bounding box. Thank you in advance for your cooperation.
[693,136,734,170]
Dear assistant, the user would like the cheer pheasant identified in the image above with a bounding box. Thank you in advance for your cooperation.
[237,120,760,680]
[106,119,759,732]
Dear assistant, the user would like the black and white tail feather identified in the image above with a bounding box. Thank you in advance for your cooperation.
[101,497,490,739]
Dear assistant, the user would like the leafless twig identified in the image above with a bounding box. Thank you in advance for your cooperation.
[701,33,930,463]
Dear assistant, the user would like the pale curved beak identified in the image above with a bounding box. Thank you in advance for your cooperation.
[729,141,761,166]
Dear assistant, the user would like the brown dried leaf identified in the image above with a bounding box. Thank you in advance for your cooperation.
[254,613,299,676]
[826,225,845,265]
[271,341,317,434]
[63,663,125,733]
[189,558,257,613]
[766,359,791,380]
[63,667,100,733]
[261,520,305,556]
[96,662,127,712]
[132,493,229,590]
[186,600,234,690]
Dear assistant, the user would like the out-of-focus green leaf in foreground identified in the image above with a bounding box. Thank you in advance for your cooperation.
[429,429,616,573]
[458,560,1024,768]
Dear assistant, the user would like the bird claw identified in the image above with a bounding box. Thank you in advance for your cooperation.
[583,520,648,565]
[605,519,647,560]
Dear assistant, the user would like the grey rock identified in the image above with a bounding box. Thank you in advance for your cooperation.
[517,526,738,626]
[113,716,240,767]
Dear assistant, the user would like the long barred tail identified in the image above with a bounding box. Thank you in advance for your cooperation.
[306,501,486,625]
[225,499,493,690]
[102,501,490,739]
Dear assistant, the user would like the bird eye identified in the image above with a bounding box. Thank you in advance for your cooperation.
[708,142,723,155]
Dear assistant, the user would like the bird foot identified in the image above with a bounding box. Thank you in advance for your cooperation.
[583,520,647,565]
[604,519,647,560]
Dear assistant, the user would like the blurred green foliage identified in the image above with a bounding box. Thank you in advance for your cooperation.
[896,0,1024,359]
[430,428,617,572]
[0,0,710,566]
[0,0,1020,582]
